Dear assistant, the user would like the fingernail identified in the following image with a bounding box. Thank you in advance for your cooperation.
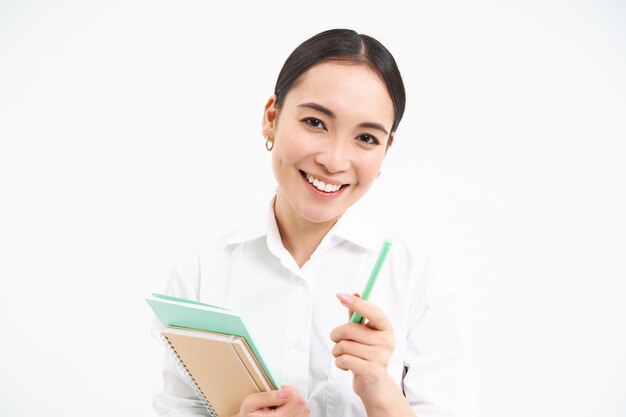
[337,293,354,304]
[278,388,292,399]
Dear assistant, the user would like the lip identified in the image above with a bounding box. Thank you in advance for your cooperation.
[299,170,349,199]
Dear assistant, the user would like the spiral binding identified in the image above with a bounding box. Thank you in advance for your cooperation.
[161,333,217,416]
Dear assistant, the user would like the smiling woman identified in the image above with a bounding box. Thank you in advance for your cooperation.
[265,62,396,265]
[153,29,473,417]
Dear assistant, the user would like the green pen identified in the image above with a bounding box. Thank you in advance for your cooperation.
[350,239,393,324]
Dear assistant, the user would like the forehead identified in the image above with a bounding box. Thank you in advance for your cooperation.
[282,62,394,127]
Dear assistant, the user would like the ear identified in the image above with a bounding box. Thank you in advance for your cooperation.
[385,132,395,153]
[262,95,278,138]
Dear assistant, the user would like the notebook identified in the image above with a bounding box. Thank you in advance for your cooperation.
[147,293,279,416]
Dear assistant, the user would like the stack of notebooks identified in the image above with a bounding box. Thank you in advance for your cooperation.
[146,293,279,417]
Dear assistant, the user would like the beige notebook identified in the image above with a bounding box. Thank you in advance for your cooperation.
[161,326,273,417]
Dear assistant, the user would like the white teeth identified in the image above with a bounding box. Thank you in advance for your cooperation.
[305,172,342,193]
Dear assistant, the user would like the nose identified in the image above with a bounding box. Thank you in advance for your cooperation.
[314,137,351,174]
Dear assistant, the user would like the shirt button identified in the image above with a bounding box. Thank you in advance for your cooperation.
[293,337,301,348]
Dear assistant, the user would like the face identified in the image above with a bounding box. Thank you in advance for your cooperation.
[263,62,395,229]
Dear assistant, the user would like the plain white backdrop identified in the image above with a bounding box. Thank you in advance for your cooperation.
[1,1,625,416]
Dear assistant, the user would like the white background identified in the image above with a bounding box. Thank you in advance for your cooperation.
[1,1,625,416]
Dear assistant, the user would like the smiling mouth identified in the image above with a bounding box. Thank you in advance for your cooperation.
[299,170,348,194]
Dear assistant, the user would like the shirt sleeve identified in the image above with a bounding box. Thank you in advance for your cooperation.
[151,251,209,416]
[402,259,475,417]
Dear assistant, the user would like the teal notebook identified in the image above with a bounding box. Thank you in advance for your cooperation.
[146,293,279,389]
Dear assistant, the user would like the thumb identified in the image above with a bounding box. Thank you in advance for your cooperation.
[240,387,292,412]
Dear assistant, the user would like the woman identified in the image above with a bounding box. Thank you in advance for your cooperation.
[153,29,471,417]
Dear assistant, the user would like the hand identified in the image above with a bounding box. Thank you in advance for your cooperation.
[235,385,310,417]
[330,293,395,400]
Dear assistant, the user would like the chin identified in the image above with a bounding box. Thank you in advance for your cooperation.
[298,207,343,224]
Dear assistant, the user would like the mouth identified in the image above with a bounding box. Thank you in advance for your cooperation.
[299,170,348,194]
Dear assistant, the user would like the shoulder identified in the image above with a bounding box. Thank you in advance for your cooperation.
[386,228,465,328]
[360,212,431,285]
[176,205,267,271]
[363,213,462,321]
[343,207,434,298]
[336,205,428,264]
[386,229,430,274]
[163,200,273,302]
[383,226,435,307]
[164,227,245,300]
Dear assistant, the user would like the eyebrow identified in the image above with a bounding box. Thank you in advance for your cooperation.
[297,102,389,136]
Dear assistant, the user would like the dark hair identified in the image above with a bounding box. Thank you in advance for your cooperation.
[274,28,406,133]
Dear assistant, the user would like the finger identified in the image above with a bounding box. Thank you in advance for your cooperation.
[334,354,388,386]
[334,352,380,377]
[274,387,309,416]
[336,293,392,330]
[240,387,292,412]
[330,322,383,345]
[331,339,388,363]
[346,293,361,321]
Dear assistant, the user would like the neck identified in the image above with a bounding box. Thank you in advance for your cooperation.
[273,193,338,268]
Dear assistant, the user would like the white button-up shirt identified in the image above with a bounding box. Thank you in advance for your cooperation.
[152,201,473,416]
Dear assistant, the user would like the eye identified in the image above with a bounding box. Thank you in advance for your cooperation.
[356,134,380,145]
[302,117,326,130]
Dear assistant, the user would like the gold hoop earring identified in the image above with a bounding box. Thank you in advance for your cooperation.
[265,138,274,151]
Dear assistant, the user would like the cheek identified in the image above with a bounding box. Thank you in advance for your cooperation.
[357,154,385,184]
[274,127,315,165]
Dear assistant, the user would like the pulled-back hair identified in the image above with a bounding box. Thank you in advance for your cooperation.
[274,28,406,133]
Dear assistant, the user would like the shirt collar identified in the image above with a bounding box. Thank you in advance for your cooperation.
[223,200,275,246]
[224,197,384,255]
[325,204,384,254]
